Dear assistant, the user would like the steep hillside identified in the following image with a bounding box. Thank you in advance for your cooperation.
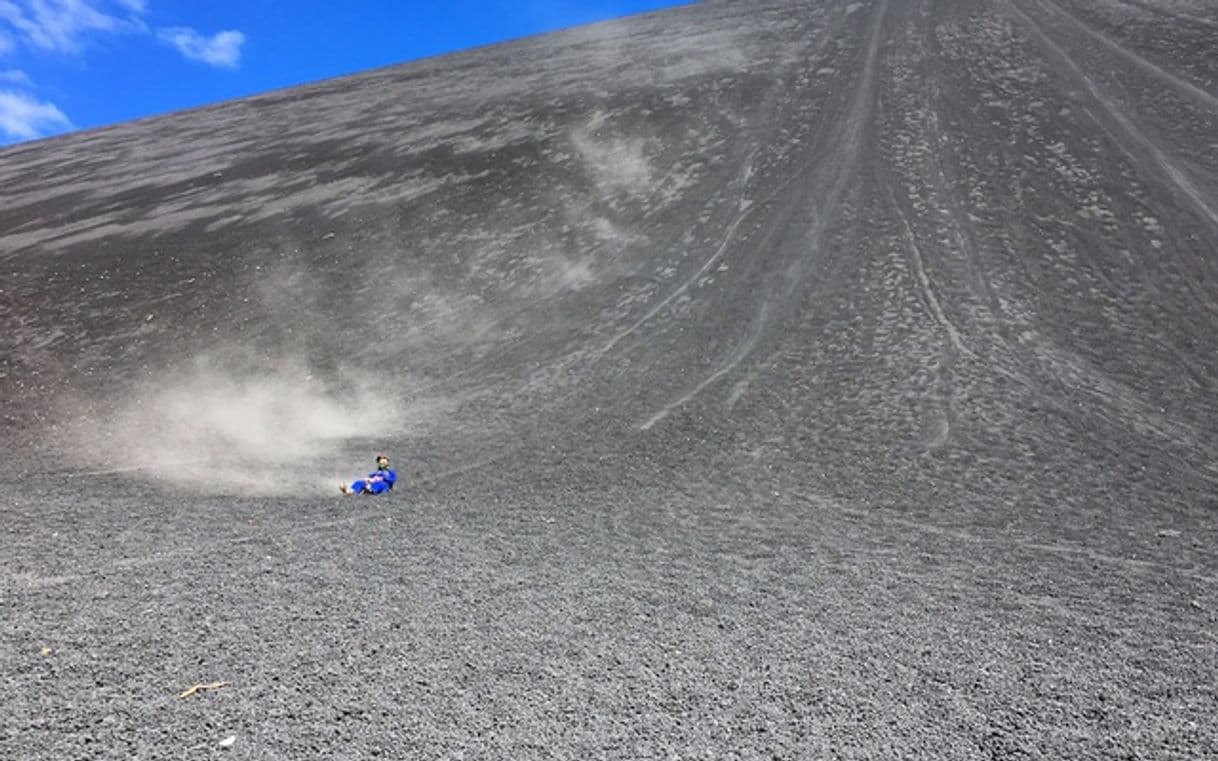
[2,1,1216,757]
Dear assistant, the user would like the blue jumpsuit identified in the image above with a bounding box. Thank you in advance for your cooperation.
[351,467,397,494]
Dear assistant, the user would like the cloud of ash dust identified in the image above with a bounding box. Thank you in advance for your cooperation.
[55,350,442,495]
[569,118,657,195]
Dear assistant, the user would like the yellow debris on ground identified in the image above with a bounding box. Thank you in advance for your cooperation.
[178,681,230,699]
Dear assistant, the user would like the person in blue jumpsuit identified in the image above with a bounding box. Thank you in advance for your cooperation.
[341,454,397,495]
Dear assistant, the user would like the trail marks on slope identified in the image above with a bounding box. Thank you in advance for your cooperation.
[1035,0,1218,113]
[638,0,892,431]
[1008,0,1218,232]
[1115,0,1218,33]
[594,154,760,360]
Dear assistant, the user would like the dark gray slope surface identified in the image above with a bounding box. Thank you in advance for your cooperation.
[3,0,1217,758]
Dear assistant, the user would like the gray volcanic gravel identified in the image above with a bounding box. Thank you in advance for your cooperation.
[2,0,1217,758]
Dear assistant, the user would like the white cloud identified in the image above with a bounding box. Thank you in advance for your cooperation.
[0,0,142,54]
[0,88,72,140]
[0,3,245,67]
[0,2,245,143]
[157,26,243,68]
[0,67,31,85]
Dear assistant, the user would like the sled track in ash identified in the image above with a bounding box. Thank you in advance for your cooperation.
[638,0,891,431]
[591,4,852,364]
[1116,0,1218,33]
[1007,0,1218,233]
[1033,0,1218,115]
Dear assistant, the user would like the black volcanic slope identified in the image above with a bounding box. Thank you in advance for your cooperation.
[3,0,1217,757]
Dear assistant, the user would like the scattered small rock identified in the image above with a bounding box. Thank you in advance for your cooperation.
[1156,529,1182,538]
[219,735,236,748]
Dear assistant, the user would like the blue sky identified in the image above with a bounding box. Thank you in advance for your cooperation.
[0,0,688,146]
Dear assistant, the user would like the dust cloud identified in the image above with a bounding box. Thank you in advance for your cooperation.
[570,119,657,195]
[55,349,437,496]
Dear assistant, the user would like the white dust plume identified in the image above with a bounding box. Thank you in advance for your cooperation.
[58,351,432,495]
